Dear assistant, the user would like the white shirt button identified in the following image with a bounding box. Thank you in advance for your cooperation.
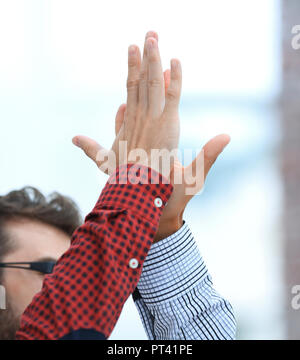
[129,258,139,269]
[154,197,163,208]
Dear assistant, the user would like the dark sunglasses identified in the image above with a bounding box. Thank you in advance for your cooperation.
[0,261,56,275]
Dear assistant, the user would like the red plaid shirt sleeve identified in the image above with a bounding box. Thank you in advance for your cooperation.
[15,164,173,340]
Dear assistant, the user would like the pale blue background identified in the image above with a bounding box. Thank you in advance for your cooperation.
[0,0,283,339]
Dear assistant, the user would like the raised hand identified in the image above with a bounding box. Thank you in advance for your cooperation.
[73,31,181,180]
[72,31,230,241]
[111,102,230,242]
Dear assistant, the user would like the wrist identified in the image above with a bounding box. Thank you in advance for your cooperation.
[153,214,183,243]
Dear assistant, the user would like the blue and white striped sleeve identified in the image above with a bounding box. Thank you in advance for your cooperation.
[133,222,236,340]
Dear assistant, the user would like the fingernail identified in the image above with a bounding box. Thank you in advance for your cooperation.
[148,38,157,50]
[145,31,158,41]
[72,137,80,147]
[171,59,178,70]
[129,45,136,56]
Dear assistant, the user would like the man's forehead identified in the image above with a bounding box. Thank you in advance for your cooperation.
[3,218,70,261]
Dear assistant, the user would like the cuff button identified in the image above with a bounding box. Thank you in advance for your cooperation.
[129,258,139,269]
[154,197,163,208]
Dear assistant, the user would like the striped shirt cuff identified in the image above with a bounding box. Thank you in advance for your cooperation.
[137,222,208,305]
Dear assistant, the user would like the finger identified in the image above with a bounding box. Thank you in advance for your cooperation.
[182,148,205,197]
[163,59,182,118]
[115,104,126,136]
[72,135,108,170]
[201,134,231,179]
[147,37,164,118]
[164,69,171,96]
[139,31,159,112]
[126,45,141,123]
[183,134,230,196]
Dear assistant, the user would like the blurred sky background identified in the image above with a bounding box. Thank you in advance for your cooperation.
[0,0,284,339]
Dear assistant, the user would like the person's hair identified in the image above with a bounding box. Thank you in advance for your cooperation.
[0,186,83,278]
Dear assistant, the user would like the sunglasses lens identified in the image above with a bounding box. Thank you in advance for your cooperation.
[30,262,56,274]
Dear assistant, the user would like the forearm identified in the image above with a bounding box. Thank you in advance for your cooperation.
[16,164,172,340]
[134,222,236,340]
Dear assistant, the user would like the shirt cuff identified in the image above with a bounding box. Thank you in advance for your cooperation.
[137,222,209,305]
[95,164,172,226]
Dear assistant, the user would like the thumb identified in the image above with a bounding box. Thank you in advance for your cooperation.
[183,134,230,197]
[72,135,109,173]
[202,134,231,179]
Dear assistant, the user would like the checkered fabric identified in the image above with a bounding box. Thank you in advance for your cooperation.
[133,222,236,340]
[15,164,172,340]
